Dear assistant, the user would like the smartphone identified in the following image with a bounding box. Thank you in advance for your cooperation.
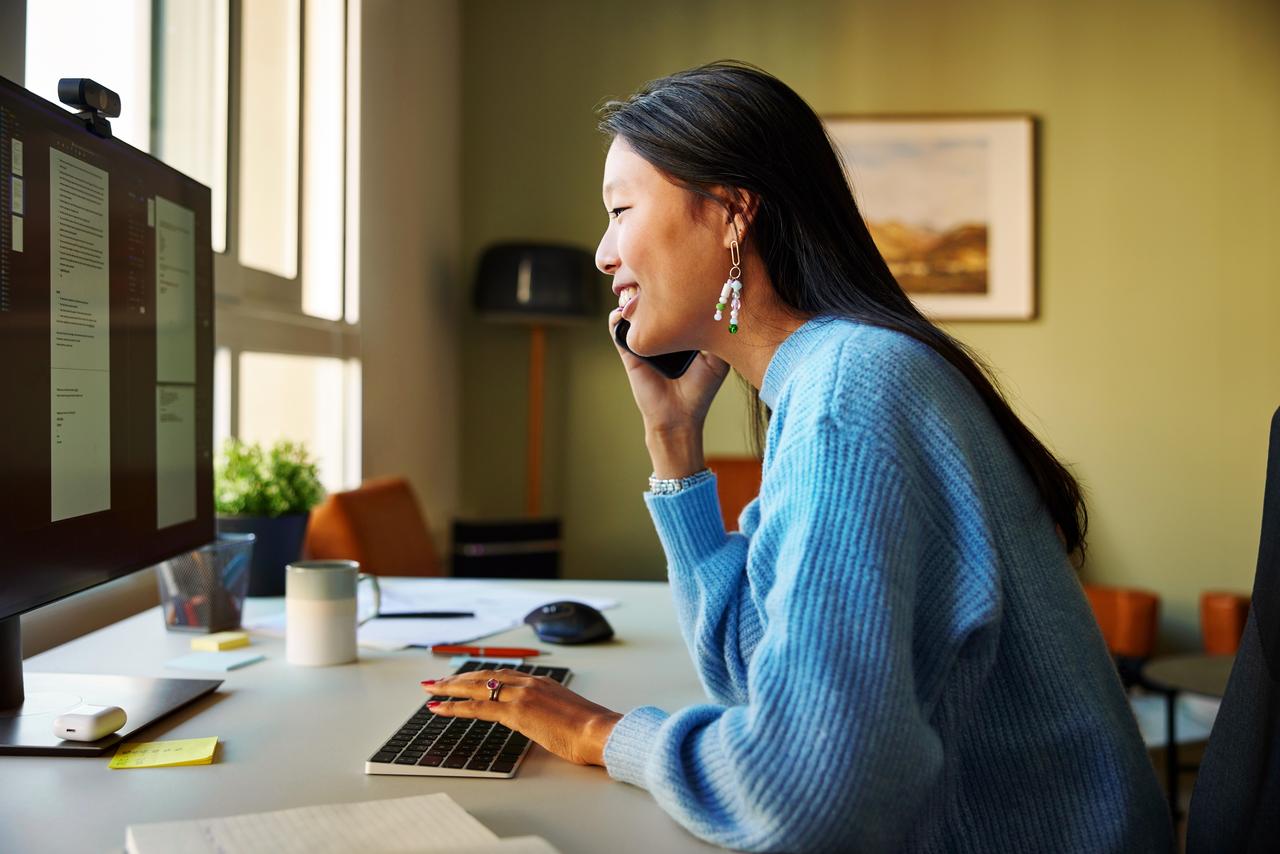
[613,319,698,380]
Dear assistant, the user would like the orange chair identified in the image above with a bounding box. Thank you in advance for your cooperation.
[1083,584,1160,659]
[705,455,763,532]
[304,476,442,576]
[1200,592,1250,655]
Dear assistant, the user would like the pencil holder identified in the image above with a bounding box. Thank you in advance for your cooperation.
[155,533,255,633]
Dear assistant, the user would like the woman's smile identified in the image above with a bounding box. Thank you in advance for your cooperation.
[618,286,640,319]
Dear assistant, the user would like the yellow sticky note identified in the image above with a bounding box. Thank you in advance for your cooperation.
[109,737,219,769]
[191,630,249,652]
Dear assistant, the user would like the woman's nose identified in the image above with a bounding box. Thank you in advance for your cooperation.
[595,233,619,276]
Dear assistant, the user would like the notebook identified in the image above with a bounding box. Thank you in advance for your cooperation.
[124,792,560,854]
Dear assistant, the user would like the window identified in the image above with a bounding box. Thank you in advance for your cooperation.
[238,0,300,279]
[302,0,346,320]
[238,352,360,492]
[153,0,230,253]
[28,0,366,492]
[24,0,153,151]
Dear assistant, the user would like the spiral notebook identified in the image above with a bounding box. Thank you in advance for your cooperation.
[124,792,560,854]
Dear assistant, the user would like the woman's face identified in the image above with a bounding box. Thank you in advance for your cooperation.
[596,137,731,356]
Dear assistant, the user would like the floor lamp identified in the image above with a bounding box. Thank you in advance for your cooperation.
[460,243,599,578]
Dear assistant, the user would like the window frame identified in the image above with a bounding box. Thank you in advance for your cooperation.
[212,0,361,483]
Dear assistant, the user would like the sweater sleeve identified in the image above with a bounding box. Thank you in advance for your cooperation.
[643,476,763,706]
[605,420,951,852]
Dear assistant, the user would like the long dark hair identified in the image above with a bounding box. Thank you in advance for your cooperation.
[599,60,1087,557]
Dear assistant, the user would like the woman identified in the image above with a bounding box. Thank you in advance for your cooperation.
[423,61,1173,852]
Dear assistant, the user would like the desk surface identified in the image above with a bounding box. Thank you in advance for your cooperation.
[0,579,722,854]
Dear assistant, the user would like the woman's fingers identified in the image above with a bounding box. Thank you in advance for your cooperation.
[426,697,502,720]
[422,669,533,700]
[415,668,619,766]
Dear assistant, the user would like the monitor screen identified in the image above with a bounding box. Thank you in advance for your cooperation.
[0,76,214,620]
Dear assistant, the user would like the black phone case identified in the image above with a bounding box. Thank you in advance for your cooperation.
[613,319,698,380]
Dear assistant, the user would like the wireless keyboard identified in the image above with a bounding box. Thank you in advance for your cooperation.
[364,659,571,778]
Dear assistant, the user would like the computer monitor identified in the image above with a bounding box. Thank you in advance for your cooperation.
[0,75,218,754]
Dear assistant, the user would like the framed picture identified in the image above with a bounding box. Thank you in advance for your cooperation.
[824,114,1037,320]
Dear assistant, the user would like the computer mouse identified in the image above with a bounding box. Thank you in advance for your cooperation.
[523,600,615,645]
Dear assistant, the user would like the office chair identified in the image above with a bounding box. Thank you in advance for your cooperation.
[303,477,442,576]
[705,455,763,532]
[1185,407,1280,852]
[1082,585,1161,689]
[1200,591,1250,654]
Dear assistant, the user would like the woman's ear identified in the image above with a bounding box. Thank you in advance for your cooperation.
[704,186,759,246]
[722,188,760,247]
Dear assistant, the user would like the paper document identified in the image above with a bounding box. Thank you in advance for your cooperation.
[357,613,521,651]
[245,580,618,651]
[165,650,264,672]
[110,737,218,769]
[123,792,562,854]
[375,579,618,622]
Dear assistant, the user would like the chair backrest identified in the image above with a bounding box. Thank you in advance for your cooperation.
[1186,406,1280,851]
[303,476,441,576]
[705,455,763,532]
[1082,584,1160,659]
[1200,591,1251,655]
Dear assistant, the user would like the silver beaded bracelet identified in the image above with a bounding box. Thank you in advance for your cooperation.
[648,467,714,496]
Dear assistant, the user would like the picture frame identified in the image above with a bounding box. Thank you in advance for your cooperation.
[823,113,1037,320]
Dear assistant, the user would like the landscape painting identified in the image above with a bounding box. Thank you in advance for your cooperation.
[825,115,1036,320]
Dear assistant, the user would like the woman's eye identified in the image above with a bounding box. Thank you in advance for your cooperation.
[608,207,629,219]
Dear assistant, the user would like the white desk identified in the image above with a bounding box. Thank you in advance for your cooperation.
[0,579,723,854]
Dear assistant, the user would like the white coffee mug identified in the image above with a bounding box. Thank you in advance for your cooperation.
[285,560,381,666]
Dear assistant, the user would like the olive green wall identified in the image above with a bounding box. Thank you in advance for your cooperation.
[459,0,1280,649]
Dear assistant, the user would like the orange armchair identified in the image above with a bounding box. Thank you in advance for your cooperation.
[304,476,441,576]
[705,455,763,532]
[1200,592,1250,655]
[1082,584,1160,659]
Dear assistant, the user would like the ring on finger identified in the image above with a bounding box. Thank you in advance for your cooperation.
[486,677,503,702]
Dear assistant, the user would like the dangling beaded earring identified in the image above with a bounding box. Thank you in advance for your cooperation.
[713,233,743,334]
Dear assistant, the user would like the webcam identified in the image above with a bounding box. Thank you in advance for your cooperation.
[57,78,121,138]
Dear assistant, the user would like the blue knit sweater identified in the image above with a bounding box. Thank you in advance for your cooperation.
[602,316,1173,852]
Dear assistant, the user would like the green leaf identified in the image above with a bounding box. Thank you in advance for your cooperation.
[214,438,326,517]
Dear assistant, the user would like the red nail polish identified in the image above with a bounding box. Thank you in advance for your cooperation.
[421,679,436,685]
[427,701,441,708]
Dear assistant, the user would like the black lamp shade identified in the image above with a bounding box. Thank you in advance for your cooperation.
[474,243,601,323]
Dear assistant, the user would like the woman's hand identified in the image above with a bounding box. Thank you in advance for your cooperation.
[422,669,622,766]
[608,307,731,478]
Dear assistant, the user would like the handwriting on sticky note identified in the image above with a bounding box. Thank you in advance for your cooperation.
[109,737,218,769]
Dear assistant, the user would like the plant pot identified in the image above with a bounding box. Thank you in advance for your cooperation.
[217,512,311,596]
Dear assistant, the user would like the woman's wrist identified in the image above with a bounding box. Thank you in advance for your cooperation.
[584,710,624,766]
[644,423,705,479]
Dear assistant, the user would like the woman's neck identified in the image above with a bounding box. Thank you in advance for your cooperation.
[705,260,811,391]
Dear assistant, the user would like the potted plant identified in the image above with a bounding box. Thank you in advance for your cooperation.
[215,438,325,596]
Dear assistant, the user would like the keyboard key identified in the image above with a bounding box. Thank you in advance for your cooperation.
[515,664,535,674]
[394,755,423,765]
[371,751,399,763]
[419,754,446,766]
[443,754,469,769]
[490,759,517,774]
[466,757,493,771]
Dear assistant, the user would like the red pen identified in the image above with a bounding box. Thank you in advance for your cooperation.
[430,644,542,658]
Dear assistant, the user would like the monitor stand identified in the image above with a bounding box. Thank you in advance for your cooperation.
[0,614,222,756]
